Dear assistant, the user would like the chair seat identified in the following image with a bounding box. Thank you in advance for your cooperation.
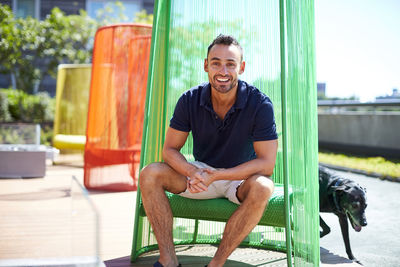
[53,134,86,150]
[140,184,288,228]
[84,145,141,166]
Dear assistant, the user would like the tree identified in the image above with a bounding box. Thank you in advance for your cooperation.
[0,5,22,88]
[0,2,152,94]
[0,5,97,94]
[40,8,97,79]
[94,1,153,26]
[95,1,128,25]
[134,9,153,25]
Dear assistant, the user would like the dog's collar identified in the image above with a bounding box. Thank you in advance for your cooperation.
[332,179,343,212]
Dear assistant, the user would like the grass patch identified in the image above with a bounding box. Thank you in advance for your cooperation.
[319,152,400,179]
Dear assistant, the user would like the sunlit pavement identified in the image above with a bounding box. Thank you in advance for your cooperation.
[0,155,364,266]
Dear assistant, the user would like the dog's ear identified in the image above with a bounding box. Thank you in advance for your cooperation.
[355,183,367,192]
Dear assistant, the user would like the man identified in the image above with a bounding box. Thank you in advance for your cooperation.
[139,34,278,267]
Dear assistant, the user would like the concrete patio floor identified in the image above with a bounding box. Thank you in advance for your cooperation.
[0,154,360,266]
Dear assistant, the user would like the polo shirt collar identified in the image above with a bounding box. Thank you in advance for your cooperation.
[200,80,248,109]
[200,83,212,107]
[235,80,248,109]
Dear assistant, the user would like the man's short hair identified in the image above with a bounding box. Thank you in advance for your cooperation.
[207,34,243,61]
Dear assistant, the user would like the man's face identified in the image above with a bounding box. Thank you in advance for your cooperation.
[204,44,245,94]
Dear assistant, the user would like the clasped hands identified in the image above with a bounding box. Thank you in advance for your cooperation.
[187,168,218,193]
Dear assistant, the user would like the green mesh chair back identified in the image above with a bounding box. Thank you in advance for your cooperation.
[132,0,319,266]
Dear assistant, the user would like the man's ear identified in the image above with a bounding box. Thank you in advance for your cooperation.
[204,59,209,72]
[239,61,245,74]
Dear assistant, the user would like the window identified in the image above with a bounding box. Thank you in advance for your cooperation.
[13,0,40,18]
[87,0,141,22]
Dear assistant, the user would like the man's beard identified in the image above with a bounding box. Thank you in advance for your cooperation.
[209,75,237,94]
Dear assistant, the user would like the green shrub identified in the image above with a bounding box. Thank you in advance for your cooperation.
[25,92,55,123]
[0,125,37,144]
[0,90,11,121]
[40,124,53,146]
[319,152,400,179]
[0,88,55,123]
[1,88,55,146]
[4,88,25,121]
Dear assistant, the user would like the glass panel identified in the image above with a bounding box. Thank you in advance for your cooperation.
[0,176,101,266]
[0,123,59,163]
[0,123,40,145]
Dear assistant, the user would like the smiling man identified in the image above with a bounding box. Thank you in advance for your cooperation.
[139,34,279,267]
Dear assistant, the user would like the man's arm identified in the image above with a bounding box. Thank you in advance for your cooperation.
[196,139,278,187]
[162,127,208,192]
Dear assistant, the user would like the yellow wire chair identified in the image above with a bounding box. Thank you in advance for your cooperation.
[53,64,91,151]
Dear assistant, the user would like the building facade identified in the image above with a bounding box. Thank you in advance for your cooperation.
[0,0,154,20]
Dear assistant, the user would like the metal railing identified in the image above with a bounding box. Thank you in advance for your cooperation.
[318,99,400,114]
[318,99,400,107]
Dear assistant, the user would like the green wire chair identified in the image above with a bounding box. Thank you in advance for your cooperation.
[131,0,319,266]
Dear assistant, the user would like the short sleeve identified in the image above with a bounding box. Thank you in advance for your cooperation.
[252,98,278,141]
[169,94,191,132]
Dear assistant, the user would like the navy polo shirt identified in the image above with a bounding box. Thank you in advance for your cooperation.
[170,80,278,169]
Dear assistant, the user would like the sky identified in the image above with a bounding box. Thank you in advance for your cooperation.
[315,0,400,102]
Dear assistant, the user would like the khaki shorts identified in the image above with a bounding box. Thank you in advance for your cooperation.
[179,161,243,205]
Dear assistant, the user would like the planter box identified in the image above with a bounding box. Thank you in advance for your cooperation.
[0,150,46,178]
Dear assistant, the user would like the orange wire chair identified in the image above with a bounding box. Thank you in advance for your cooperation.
[84,24,152,191]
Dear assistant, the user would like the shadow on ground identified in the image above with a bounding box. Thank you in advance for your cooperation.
[105,255,287,267]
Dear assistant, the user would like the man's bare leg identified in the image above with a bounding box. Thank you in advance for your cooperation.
[207,175,274,267]
[139,162,187,267]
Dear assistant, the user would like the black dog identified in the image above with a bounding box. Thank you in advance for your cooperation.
[319,165,367,264]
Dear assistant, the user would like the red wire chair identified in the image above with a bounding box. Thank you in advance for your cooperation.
[84,24,152,191]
